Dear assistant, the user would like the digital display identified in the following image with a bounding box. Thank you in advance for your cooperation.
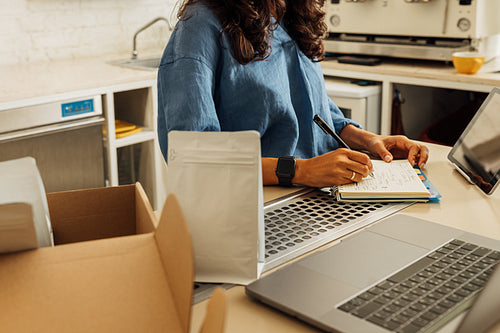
[61,99,94,118]
[448,88,500,194]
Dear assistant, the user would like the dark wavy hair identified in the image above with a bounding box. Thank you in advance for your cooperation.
[178,0,327,65]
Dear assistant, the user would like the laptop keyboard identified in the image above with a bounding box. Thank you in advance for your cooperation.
[338,239,500,333]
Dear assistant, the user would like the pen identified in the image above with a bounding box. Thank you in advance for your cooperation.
[313,114,374,178]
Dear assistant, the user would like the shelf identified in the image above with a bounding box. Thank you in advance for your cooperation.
[101,85,164,210]
[114,128,155,148]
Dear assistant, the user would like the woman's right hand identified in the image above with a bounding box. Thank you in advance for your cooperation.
[293,148,373,187]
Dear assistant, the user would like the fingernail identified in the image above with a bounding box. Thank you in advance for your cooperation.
[384,155,392,162]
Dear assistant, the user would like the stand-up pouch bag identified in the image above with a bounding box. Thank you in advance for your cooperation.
[166,130,264,285]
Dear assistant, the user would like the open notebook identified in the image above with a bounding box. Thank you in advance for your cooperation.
[323,160,438,202]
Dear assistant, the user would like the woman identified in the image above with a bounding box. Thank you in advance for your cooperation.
[157,0,428,187]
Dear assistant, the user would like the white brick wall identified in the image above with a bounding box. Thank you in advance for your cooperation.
[0,0,178,65]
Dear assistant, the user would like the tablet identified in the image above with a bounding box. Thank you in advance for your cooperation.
[448,87,500,195]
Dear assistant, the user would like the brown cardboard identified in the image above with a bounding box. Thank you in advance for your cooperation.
[46,184,155,244]
[200,287,227,333]
[0,183,225,332]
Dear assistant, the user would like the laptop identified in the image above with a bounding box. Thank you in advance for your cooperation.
[246,214,500,333]
[448,87,500,195]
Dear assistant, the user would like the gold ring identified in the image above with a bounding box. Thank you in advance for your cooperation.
[350,171,356,181]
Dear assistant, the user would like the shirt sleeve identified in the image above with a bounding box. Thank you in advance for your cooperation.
[156,7,222,159]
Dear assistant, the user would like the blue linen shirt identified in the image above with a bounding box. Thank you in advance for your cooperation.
[157,3,359,160]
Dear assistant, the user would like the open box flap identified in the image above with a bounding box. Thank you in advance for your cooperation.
[200,287,227,333]
[47,183,156,244]
[155,194,194,333]
[0,230,184,332]
[0,185,225,332]
[134,182,157,234]
[47,184,137,244]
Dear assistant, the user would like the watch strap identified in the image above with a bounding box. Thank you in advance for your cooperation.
[275,156,296,187]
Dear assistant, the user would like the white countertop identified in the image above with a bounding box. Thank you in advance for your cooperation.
[321,56,500,88]
[1,55,158,110]
[2,55,500,110]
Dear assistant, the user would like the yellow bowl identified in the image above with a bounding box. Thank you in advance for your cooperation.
[452,52,485,74]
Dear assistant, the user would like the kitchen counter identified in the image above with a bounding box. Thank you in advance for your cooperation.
[0,55,158,110]
[3,55,500,110]
[321,56,500,88]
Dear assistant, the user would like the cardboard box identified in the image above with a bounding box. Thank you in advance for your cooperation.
[0,183,225,332]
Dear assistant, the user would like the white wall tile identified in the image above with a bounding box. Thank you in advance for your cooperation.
[1,0,178,66]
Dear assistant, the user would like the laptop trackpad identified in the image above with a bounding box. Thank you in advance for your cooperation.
[298,230,429,289]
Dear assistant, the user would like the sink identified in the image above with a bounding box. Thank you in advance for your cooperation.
[108,57,161,71]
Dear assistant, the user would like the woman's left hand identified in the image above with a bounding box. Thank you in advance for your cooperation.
[366,135,429,168]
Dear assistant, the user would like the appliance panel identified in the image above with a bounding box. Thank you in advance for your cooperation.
[0,95,102,134]
[324,0,500,39]
[0,97,106,192]
[323,1,500,61]
[0,123,105,192]
[326,1,455,38]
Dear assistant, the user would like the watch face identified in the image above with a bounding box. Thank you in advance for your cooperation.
[278,161,293,175]
[277,157,295,177]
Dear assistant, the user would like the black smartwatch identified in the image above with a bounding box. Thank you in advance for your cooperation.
[275,156,296,187]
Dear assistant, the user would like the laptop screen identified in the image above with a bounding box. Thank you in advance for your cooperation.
[448,87,500,195]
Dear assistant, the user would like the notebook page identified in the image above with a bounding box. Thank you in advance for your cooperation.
[338,160,430,198]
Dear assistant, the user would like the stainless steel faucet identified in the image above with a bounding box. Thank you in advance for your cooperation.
[132,17,173,59]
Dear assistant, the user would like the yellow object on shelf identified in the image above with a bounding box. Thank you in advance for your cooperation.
[116,126,142,138]
[103,120,142,138]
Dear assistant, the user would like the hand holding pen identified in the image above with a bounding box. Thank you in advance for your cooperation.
[313,114,375,180]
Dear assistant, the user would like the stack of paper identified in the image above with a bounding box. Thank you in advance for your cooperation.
[0,157,54,253]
